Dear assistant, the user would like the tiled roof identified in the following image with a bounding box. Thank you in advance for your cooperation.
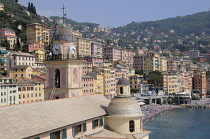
[0,95,110,139]
[10,65,29,69]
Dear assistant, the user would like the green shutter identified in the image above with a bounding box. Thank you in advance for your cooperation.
[73,125,78,136]
[34,137,40,139]
[100,117,104,127]
[92,120,95,129]
[50,132,55,139]
[83,123,87,132]
[62,129,67,139]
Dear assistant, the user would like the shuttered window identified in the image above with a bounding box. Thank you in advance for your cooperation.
[50,132,55,139]
[100,117,103,127]
[62,129,67,139]
[83,123,87,132]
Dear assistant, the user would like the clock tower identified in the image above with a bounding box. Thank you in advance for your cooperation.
[44,6,83,100]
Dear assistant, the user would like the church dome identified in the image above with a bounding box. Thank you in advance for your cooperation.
[54,27,76,42]
[117,76,129,85]
[107,96,143,117]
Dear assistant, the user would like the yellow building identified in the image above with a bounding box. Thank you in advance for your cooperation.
[144,52,161,74]
[72,30,82,37]
[77,37,92,58]
[93,67,111,97]
[9,65,33,79]
[161,57,168,72]
[16,79,44,104]
[163,71,179,94]
[27,23,49,46]
[30,50,45,62]
[89,71,104,95]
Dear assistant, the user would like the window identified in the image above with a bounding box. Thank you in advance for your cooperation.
[55,69,61,88]
[129,120,135,132]
[120,87,123,94]
[92,119,99,129]
[62,129,67,139]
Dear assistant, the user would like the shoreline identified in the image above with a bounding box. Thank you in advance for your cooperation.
[141,104,181,125]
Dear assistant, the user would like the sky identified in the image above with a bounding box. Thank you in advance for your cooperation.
[19,0,210,28]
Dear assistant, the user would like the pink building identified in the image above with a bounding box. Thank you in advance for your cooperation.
[103,46,121,62]
[82,60,92,75]
[26,43,44,52]
[83,56,103,67]
[82,75,94,95]
[121,48,134,67]
[133,55,144,71]
[0,28,16,36]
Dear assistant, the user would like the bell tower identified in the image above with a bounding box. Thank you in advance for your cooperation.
[44,5,83,100]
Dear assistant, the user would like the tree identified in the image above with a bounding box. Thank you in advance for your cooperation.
[14,37,21,51]
[15,0,19,3]
[130,88,139,93]
[145,71,162,87]
[135,70,143,75]
[1,39,10,50]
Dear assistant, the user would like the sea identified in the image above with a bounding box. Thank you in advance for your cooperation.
[144,108,210,139]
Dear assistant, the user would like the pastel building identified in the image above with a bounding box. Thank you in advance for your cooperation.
[83,56,103,67]
[89,70,104,95]
[0,77,18,106]
[6,52,37,77]
[0,50,8,72]
[82,60,92,75]
[133,55,144,71]
[110,68,116,97]
[129,74,144,93]
[91,40,104,57]
[121,48,134,67]
[77,37,92,58]
[82,75,94,95]
[103,46,121,62]
[162,71,179,94]
[9,65,33,79]
[192,70,207,98]
[16,79,44,104]
[0,3,4,11]
[22,42,44,52]
[26,23,50,46]
[143,52,161,74]
[0,28,17,49]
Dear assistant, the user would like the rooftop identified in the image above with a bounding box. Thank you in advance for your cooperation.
[0,95,110,139]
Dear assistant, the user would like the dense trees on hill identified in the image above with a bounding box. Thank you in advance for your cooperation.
[27,2,37,15]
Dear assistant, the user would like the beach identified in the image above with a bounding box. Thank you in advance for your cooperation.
[141,104,181,123]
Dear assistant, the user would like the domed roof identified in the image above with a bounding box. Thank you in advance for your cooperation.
[117,77,129,85]
[107,96,143,117]
[54,27,76,42]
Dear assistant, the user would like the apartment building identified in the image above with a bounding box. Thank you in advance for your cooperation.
[129,74,144,92]
[9,65,33,79]
[192,70,207,98]
[77,37,92,58]
[103,46,121,62]
[110,68,116,97]
[16,79,44,104]
[83,56,103,67]
[162,71,179,95]
[82,75,94,95]
[133,55,144,71]
[0,28,17,49]
[89,71,104,96]
[82,61,92,75]
[0,77,18,106]
[121,48,134,67]
[26,23,49,46]
[91,40,103,58]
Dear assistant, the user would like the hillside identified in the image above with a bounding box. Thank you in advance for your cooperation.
[103,11,210,53]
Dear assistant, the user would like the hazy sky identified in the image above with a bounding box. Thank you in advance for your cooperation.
[20,0,210,28]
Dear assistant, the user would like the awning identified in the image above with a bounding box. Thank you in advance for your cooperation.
[138,102,145,105]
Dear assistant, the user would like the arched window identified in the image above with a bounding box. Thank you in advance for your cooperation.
[120,87,123,94]
[55,69,60,88]
[129,120,135,132]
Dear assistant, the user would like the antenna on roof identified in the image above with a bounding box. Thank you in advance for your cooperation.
[61,4,67,27]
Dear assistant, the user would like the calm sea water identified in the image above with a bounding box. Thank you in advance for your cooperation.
[144,108,210,139]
